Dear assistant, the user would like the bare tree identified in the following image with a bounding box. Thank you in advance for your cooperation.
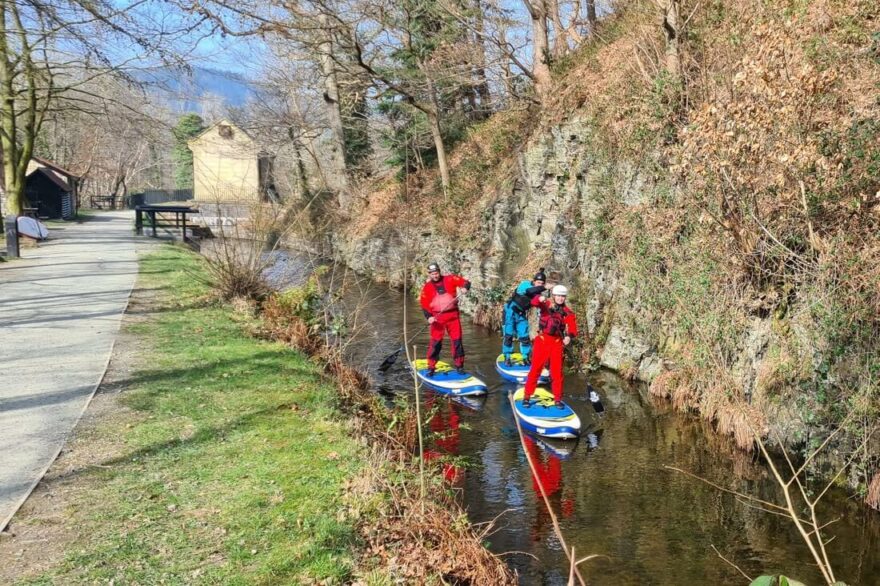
[522,0,552,96]
[548,0,569,58]
[472,0,492,110]
[0,0,198,216]
[658,0,681,80]
[317,13,351,202]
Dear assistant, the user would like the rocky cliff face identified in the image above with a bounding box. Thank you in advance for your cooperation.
[331,120,694,378]
[322,0,880,506]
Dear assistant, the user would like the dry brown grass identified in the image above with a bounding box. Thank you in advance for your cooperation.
[867,471,880,512]
[652,367,766,451]
[648,368,675,398]
[349,454,515,585]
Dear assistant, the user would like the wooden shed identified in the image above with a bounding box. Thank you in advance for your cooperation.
[0,155,80,219]
[188,120,275,203]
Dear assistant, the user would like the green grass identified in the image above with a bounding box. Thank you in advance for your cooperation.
[22,245,367,585]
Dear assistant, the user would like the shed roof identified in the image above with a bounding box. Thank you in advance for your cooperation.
[32,156,81,180]
[0,152,80,190]
[28,167,72,191]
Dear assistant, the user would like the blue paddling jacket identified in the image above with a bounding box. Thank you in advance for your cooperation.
[508,280,546,316]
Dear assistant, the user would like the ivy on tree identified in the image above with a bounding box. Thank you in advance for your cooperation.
[172,113,205,189]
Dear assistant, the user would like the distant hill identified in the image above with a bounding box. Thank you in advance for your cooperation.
[141,66,254,113]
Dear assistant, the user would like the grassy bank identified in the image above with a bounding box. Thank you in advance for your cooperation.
[19,246,367,584]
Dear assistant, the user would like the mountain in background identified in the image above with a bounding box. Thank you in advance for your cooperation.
[141,66,255,114]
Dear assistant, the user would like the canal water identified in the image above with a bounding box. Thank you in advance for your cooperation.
[269,257,880,585]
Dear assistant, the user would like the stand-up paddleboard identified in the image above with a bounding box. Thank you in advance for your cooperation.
[495,353,549,384]
[512,387,580,439]
[411,359,487,396]
[17,216,49,240]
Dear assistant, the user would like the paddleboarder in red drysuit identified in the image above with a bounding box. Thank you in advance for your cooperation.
[420,262,471,375]
[523,284,578,407]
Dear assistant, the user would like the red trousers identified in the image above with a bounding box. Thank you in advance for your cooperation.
[524,334,565,401]
[427,311,465,368]
[523,436,561,496]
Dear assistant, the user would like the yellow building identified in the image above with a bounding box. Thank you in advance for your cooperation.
[188,119,275,203]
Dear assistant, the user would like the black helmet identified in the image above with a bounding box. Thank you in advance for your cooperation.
[427,262,441,273]
[534,267,547,282]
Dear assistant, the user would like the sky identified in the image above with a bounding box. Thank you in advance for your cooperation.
[189,34,266,78]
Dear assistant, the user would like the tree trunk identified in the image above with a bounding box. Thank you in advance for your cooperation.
[586,0,597,29]
[661,0,681,80]
[492,0,516,101]
[1,0,44,218]
[292,137,310,201]
[473,0,491,111]
[523,0,552,97]
[548,0,568,58]
[423,74,450,196]
[428,112,449,196]
[111,173,124,208]
[1,0,17,216]
[318,14,350,209]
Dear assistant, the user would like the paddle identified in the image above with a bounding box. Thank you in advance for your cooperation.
[377,290,467,373]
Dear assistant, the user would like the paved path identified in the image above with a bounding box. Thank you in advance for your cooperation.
[0,211,138,531]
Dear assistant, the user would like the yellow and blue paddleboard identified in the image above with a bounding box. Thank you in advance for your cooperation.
[512,387,581,439]
[411,360,487,396]
[495,353,550,384]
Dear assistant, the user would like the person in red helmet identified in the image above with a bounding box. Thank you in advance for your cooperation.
[420,262,471,375]
[523,284,578,407]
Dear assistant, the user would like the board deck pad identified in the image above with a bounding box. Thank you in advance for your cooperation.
[512,387,581,439]
[411,359,487,396]
[495,353,549,383]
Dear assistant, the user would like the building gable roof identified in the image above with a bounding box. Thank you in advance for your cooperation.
[188,118,256,146]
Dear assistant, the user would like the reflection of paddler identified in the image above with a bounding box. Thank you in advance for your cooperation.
[523,435,574,542]
[428,397,460,455]
[423,396,462,483]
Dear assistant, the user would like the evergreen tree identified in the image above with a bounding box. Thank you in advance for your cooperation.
[171,113,205,189]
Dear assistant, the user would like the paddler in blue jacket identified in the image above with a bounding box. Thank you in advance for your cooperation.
[502,268,547,366]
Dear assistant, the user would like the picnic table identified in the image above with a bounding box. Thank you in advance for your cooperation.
[135,205,199,241]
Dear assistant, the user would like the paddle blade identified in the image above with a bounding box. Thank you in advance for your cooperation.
[587,385,605,414]
[377,347,403,372]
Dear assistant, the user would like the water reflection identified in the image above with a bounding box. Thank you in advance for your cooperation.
[423,395,465,484]
[522,435,576,546]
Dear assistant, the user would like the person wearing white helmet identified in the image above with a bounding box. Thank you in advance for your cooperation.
[522,283,579,408]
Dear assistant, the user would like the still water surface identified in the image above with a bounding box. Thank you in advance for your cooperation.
[270,257,880,585]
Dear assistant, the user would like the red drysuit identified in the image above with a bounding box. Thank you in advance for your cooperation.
[420,274,470,369]
[524,296,578,402]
